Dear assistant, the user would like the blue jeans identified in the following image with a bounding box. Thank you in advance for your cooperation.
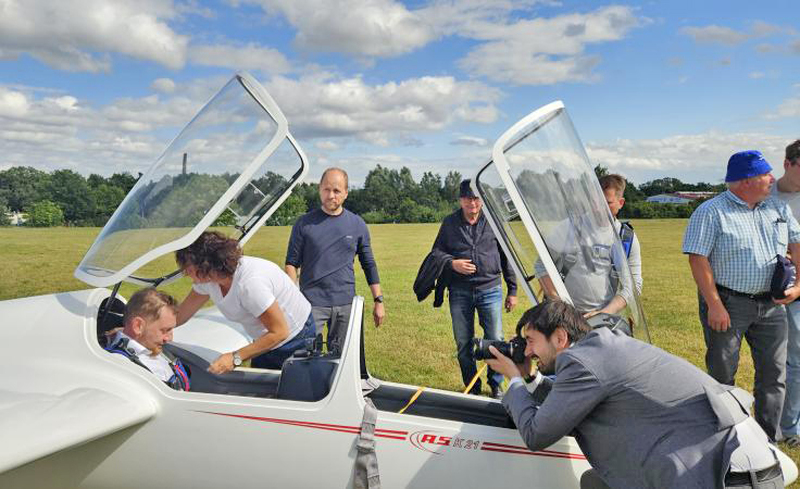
[782,300,800,437]
[251,313,316,370]
[449,284,504,391]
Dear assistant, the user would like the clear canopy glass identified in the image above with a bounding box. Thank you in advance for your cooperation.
[75,73,306,287]
[476,103,648,341]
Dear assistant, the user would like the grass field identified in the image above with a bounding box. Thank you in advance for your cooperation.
[1,220,798,482]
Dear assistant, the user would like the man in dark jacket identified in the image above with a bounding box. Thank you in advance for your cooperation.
[432,179,517,398]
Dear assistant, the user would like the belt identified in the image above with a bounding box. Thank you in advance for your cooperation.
[725,462,782,486]
[716,284,772,302]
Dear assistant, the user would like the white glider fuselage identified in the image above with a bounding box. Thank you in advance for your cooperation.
[0,289,590,489]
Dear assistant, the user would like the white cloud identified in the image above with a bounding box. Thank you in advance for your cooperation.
[587,131,791,184]
[681,25,749,46]
[0,72,500,176]
[245,0,435,57]
[315,140,340,151]
[749,71,765,79]
[0,0,189,72]
[0,78,222,175]
[450,135,489,147]
[454,6,642,85]
[152,78,177,93]
[266,73,501,142]
[766,96,800,119]
[0,88,30,117]
[189,42,291,73]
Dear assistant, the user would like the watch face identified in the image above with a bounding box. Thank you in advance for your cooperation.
[233,353,242,366]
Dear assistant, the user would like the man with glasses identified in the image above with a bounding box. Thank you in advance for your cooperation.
[432,179,517,398]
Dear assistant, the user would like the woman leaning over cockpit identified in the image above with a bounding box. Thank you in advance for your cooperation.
[175,231,315,373]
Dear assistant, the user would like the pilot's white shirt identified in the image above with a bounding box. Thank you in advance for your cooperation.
[114,332,173,382]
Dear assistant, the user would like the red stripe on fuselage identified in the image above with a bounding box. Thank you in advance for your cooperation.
[481,442,586,460]
[195,411,585,460]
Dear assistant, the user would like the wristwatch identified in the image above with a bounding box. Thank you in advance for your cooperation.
[231,351,243,368]
[373,295,384,303]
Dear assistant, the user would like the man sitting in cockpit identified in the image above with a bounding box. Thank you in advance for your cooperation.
[106,287,190,391]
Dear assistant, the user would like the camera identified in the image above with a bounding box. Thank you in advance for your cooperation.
[471,336,526,364]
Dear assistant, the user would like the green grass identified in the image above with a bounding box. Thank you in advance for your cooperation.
[1,220,798,482]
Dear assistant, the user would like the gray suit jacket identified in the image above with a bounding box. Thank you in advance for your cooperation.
[502,328,749,489]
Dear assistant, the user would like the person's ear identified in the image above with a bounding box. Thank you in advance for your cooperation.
[555,327,569,349]
[619,197,625,207]
[131,316,146,336]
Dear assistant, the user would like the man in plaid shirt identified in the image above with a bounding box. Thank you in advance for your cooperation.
[683,150,800,441]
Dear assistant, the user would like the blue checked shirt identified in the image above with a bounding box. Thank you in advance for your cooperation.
[683,190,800,294]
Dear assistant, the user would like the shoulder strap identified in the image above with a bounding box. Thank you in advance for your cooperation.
[354,398,381,489]
[106,337,151,372]
[618,221,635,259]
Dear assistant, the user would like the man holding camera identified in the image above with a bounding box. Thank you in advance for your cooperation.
[487,300,781,489]
[432,179,517,398]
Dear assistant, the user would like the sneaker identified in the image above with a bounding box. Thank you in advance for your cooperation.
[785,435,800,448]
[490,385,504,400]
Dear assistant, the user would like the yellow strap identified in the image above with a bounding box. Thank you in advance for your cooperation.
[462,364,487,395]
[398,363,488,415]
[398,386,425,414]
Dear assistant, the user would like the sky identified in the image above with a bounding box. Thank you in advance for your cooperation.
[1,0,799,187]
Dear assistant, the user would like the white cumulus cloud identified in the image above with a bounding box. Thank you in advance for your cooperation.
[244,0,435,57]
[189,42,291,73]
[0,0,189,72]
[266,72,501,142]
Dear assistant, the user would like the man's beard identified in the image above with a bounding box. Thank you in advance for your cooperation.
[150,345,163,356]
[537,359,556,376]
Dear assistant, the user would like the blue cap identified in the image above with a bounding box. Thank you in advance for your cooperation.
[459,179,476,198]
[725,150,772,182]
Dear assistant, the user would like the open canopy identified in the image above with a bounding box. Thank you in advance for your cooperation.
[75,73,308,288]
[475,101,649,341]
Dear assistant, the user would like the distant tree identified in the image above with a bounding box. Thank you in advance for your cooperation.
[417,171,443,208]
[213,209,237,226]
[266,193,307,226]
[91,183,126,225]
[0,199,10,226]
[47,169,95,225]
[108,172,138,194]
[27,200,64,227]
[0,166,51,212]
[594,164,609,179]
[623,181,645,202]
[639,177,684,197]
[442,171,462,202]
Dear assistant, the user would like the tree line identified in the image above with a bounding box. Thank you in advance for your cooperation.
[0,165,727,227]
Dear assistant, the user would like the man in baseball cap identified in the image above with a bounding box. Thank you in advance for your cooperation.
[683,149,800,441]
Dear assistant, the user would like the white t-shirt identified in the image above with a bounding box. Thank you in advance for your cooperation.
[193,256,312,346]
[115,332,174,382]
[772,183,800,219]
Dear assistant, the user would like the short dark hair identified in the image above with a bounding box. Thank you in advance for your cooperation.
[516,300,591,343]
[175,231,242,279]
[123,287,177,327]
[321,167,349,189]
[786,140,800,165]
[599,174,627,196]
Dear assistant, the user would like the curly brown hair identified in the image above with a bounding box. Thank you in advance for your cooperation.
[175,231,242,279]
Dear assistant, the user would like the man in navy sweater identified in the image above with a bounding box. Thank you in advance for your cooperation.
[285,168,385,353]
